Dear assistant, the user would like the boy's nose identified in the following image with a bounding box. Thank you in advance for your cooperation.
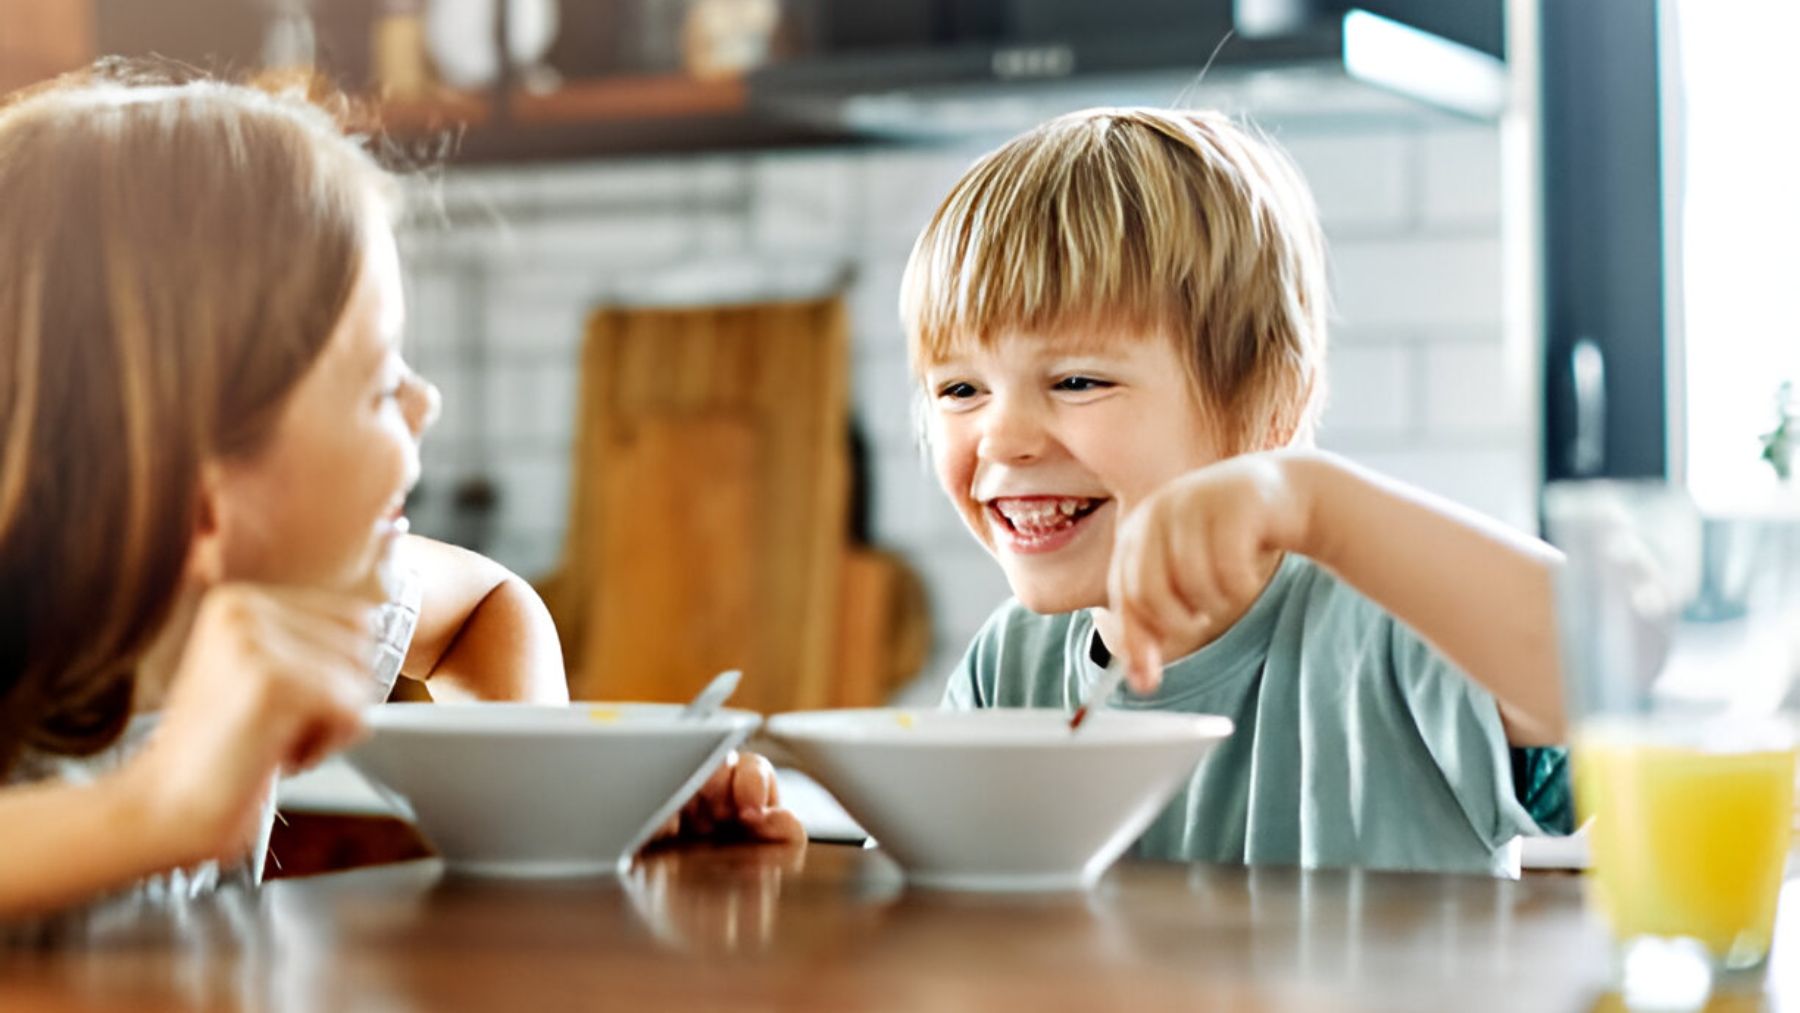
[977,394,1049,463]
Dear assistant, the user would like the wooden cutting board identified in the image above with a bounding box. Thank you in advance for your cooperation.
[542,297,850,715]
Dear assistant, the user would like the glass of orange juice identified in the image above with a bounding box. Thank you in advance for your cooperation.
[1546,481,1800,984]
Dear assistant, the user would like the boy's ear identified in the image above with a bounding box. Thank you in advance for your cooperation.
[1263,401,1317,451]
[185,461,228,587]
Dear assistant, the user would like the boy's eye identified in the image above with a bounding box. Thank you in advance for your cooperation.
[1053,375,1113,393]
[937,381,980,400]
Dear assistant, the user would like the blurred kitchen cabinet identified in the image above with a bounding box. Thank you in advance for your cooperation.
[0,0,841,159]
[832,545,929,708]
[540,297,920,715]
[0,0,92,94]
[91,0,265,71]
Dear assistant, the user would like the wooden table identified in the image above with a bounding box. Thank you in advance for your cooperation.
[2,844,1791,1012]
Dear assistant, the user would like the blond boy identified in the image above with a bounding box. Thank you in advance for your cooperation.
[902,108,1569,875]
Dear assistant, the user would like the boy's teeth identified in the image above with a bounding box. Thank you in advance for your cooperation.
[995,497,1091,531]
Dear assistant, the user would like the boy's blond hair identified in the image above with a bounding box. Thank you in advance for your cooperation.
[901,107,1329,454]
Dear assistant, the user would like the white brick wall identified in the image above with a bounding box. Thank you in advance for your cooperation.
[397,117,1531,701]
[1321,341,1414,439]
[1421,339,1528,436]
[751,151,861,252]
[1346,446,1535,532]
[1278,128,1414,234]
[851,345,922,449]
[1420,126,1503,229]
[1330,237,1505,330]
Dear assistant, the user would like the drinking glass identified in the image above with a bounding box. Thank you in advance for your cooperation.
[1544,480,1799,983]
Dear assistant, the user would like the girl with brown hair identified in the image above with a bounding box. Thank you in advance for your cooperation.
[0,69,797,916]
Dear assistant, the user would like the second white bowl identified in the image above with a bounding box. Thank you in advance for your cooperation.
[766,707,1232,891]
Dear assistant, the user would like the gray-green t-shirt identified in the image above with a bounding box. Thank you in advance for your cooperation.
[942,554,1546,877]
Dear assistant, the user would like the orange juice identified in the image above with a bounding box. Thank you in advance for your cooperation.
[1575,726,1796,966]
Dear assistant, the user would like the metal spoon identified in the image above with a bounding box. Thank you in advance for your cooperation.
[1070,656,1126,732]
[682,669,742,720]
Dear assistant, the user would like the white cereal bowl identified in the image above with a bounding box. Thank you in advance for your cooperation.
[344,703,759,877]
[766,708,1232,891]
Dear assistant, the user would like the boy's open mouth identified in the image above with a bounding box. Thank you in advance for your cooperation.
[985,496,1107,552]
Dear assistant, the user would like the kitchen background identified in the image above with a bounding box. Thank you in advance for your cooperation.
[7,0,1768,708]
[396,115,1521,703]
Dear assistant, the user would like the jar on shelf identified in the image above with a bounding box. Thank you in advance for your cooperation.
[373,0,432,99]
[682,0,780,79]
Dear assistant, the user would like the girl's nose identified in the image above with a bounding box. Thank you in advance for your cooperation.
[402,371,441,437]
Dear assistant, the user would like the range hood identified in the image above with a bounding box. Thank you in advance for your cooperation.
[750,1,1508,139]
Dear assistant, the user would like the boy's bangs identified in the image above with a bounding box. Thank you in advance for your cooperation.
[903,231,1182,370]
[902,129,1183,372]
[908,280,1179,371]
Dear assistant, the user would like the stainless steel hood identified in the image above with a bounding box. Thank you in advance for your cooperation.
[749,5,1508,140]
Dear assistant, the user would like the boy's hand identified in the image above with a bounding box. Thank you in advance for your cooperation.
[649,750,806,846]
[1108,453,1312,694]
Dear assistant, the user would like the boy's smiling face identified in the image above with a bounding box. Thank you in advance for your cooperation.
[923,328,1226,613]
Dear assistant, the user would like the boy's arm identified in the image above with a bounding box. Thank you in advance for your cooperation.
[396,535,569,703]
[1286,451,1565,746]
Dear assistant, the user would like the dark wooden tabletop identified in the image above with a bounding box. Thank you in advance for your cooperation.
[1,843,1789,1011]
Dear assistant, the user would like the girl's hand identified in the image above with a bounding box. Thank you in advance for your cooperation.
[1107,453,1313,693]
[123,584,379,869]
[651,750,806,846]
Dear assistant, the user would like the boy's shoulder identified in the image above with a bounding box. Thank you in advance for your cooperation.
[1277,552,1384,616]
[1269,555,1464,686]
[964,555,1389,670]
[975,595,1082,641]
[949,555,1438,706]
[967,596,1087,673]
[947,598,1089,709]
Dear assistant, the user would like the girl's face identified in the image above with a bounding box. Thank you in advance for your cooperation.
[208,218,437,594]
[922,329,1225,614]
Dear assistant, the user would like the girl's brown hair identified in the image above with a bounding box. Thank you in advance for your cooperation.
[901,107,1330,454]
[0,67,393,774]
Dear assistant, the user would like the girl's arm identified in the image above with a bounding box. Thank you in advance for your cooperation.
[1287,451,1566,745]
[1,584,374,918]
[0,774,180,917]
[396,536,568,703]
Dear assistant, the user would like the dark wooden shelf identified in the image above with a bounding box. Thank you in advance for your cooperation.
[512,74,748,125]
[364,73,855,164]
[373,90,494,134]
[1,0,867,165]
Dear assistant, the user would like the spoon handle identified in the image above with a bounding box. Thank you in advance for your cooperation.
[1069,657,1127,731]
[682,669,743,720]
